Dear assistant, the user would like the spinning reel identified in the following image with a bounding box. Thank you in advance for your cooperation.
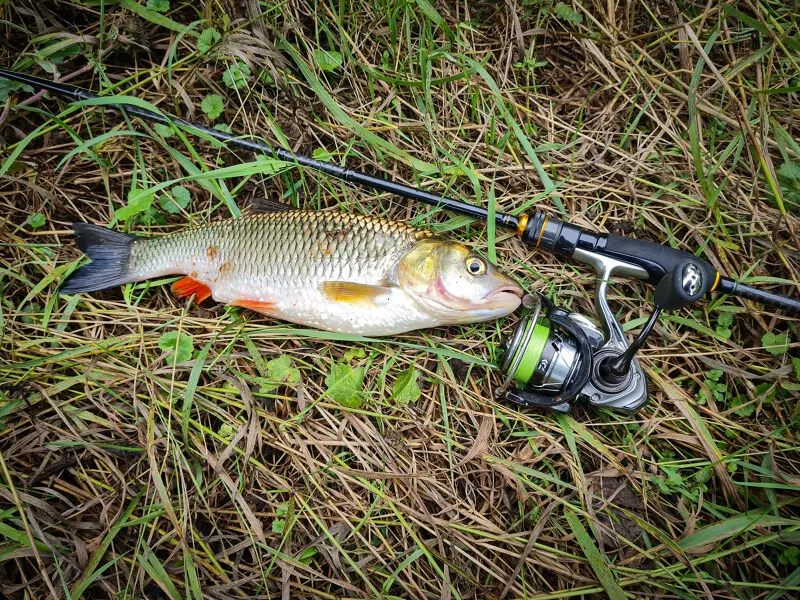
[496,250,714,414]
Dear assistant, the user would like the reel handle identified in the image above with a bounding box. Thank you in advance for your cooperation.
[606,258,705,377]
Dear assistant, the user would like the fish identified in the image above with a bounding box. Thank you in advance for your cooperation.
[59,204,524,336]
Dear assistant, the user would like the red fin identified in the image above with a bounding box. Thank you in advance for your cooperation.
[229,299,277,314]
[172,277,212,304]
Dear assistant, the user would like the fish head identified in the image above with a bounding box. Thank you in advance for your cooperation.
[398,241,523,324]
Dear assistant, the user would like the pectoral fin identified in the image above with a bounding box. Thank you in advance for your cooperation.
[320,281,394,307]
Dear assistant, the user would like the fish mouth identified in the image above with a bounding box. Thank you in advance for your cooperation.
[479,284,524,310]
[482,284,524,302]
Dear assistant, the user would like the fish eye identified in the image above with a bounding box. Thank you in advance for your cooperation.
[466,257,486,276]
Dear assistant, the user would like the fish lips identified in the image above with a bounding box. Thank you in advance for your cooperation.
[479,284,524,311]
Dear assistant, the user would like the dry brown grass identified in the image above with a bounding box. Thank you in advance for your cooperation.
[1,1,799,598]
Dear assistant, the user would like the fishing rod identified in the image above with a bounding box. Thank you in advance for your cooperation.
[2,68,798,414]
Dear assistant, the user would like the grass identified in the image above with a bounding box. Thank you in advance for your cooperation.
[1,0,800,598]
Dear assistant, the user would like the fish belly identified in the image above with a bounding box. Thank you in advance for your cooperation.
[232,282,438,336]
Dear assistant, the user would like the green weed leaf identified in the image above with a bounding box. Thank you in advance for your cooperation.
[267,356,300,384]
[652,465,684,494]
[146,0,169,13]
[38,41,82,66]
[159,185,191,214]
[222,61,251,90]
[715,312,733,339]
[299,547,317,565]
[28,213,46,229]
[392,367,421,405]
[777,161,800,212]
[554,2,583,24]
[779,162,800,180]
[201,94,224,120]
[343,348,366,363]
[314,49,343,72]
[218,421,236,440]
[154,123,176,138]
[514,59,549,70]
[21,302,42,324]
[271,519,286,534]
[140,206,166,226]
[780,546,800,566]
[0,78,33,103]
[325,363,365,408]
[158,330,194,364]
[116,186,154,222]
[730,396,755,418]
[257,356,301,393]
[197,27,221,54]
[272,503,288,533]
[695,466,712,483]
[762,332,789,356]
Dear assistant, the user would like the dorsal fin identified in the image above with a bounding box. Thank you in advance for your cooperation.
[250,198,294,213]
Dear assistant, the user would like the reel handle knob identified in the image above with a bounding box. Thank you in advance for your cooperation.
[654,258,708,310]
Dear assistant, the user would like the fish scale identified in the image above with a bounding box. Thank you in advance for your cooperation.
[127,211,427,288]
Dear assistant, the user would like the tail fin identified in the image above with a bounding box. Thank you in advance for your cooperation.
[59,223,139,294]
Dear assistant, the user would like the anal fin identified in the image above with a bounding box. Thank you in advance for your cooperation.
[229,299,277,315]
[320,281,393,306]
[172,277,212,304]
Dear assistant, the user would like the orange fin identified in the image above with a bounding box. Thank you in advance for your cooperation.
[172,277,212,304]
[319,281,392,306]
[229,299,277,314]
